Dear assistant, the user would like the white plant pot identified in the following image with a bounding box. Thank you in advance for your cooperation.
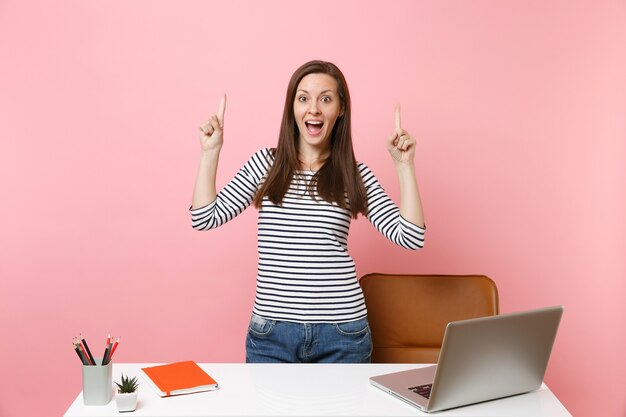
[115,391,138,413]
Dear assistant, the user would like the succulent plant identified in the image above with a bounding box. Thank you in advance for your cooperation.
[115,374,139,393]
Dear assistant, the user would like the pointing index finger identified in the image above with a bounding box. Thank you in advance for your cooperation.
[217,94,227,126]
[395,104,401,131]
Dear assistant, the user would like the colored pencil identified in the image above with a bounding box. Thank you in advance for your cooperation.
[109,337,120,361]
[74,340,89,365]
[102,341,113,365]
[78,341,91,365]
[79,334,95,365]
[74,342,87,365]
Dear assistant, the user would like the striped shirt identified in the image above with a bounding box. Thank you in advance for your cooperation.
[190,148,425,323]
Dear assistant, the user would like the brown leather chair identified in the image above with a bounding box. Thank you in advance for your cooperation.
[360,273,499,363]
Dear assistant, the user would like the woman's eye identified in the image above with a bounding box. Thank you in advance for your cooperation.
[321,96,331,103]
[298,96,308,102]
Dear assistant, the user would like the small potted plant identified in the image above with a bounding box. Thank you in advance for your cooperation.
[114,374,139,412]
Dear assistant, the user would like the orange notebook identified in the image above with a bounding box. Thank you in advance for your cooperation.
[140,361,219,397]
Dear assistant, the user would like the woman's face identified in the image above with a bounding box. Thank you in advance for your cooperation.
[293,73,343,153]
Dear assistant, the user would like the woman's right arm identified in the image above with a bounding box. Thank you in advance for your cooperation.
[191,149,220,209]
[190,96,274,231]
[192,95,226,209]
[190,147,272,230]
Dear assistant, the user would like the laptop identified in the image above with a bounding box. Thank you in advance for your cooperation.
[369,305,563,413]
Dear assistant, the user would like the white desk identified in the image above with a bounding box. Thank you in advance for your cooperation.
[64,363,571,417]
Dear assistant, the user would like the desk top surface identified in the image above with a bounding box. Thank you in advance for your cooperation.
[64,363,571,417]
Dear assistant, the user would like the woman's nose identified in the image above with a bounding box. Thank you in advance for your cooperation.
[307,101,321,115]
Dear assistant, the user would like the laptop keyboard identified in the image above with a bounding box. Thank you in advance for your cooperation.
[408,384,432,399]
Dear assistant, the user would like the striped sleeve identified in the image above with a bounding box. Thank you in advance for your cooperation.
[359,163,426,250]
[190,148,273,230]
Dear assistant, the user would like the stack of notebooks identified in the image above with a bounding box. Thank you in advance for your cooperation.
[141,361,219,397]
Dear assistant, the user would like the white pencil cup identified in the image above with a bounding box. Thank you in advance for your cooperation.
[82,357,112,405]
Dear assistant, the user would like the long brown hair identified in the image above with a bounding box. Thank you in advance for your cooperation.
[253,60,367,218]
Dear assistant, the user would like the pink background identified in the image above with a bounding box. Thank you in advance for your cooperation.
[1,1,624,416]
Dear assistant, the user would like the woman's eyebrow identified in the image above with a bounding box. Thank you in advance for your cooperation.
[296,89,335,94]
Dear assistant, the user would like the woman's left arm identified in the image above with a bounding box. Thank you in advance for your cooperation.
[387,105,425,228]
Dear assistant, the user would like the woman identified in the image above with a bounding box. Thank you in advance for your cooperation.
[190,60,425,363]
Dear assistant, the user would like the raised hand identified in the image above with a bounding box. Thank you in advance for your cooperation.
[199,94,227,152]
[387,104,416,164]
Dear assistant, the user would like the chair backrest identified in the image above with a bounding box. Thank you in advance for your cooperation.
[360,273,499,363]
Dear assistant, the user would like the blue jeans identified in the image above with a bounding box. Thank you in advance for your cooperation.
[245,315,373,363]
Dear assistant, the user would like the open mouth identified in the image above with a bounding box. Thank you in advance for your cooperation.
[305,120,324,136]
